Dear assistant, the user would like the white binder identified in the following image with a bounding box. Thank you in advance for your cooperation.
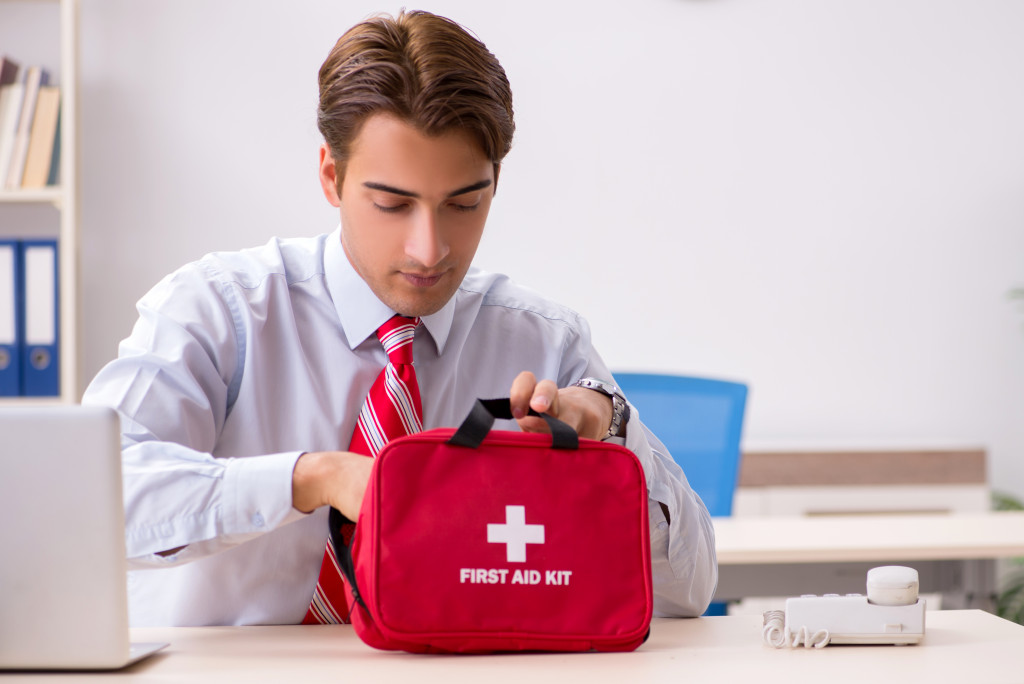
[20,240,59,396]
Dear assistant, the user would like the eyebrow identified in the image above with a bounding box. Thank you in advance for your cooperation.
[363,179,493,198]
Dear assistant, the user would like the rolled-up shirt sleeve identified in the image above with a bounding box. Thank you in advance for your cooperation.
[561,321,717,617]
[620,407,718,617]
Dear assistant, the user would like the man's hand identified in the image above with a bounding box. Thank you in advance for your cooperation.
[292,451,374,520]
[509,371,613,441]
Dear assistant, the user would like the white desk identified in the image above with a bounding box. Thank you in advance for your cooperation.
[712,511,1024,608]
[5,611,1022,683]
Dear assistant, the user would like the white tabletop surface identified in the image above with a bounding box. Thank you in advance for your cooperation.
[4,610,1023,683]
[713,510,1024,564]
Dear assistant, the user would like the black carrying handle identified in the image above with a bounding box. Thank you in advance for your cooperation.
[329,506,367,612]
[330,398,579,613]
[447,398,579,450]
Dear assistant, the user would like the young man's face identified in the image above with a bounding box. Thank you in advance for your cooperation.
[319,113,496,318]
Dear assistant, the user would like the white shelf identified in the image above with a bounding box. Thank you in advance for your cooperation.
[0,187,64,206]
[0,395,65,407]
[0,0,79,403]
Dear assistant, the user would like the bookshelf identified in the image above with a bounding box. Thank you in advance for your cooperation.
[0,0,78,404]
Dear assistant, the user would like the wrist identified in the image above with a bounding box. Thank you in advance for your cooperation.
[292,450,373,519]
[292,452,328,513]
[572,377,630,440]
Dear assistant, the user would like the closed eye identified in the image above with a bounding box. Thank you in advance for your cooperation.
[373,202,409,214]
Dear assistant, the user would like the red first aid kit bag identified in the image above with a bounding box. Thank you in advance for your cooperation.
[331,398,653,654]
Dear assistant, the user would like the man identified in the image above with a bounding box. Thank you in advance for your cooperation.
[83,10,717,626]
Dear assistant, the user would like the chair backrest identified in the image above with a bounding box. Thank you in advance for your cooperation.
[613,373,748,517]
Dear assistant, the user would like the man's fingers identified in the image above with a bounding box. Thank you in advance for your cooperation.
[517,415,551,434]
[509,370,537,419]
[529,379,559,415]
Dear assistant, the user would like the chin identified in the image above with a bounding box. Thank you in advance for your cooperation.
[372,272,464,318]
[384,290,454,318]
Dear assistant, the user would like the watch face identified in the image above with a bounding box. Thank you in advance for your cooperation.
[577,378,617,396]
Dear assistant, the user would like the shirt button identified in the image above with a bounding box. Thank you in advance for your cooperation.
[252,512,265,528]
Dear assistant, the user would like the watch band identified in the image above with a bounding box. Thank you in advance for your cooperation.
[572,377,630,440]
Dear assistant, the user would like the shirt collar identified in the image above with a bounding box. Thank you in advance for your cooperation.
[323,227,456,355]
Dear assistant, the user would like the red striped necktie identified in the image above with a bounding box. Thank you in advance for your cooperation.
[302,315,422,624]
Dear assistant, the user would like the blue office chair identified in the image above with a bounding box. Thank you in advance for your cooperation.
[613,372,749,616]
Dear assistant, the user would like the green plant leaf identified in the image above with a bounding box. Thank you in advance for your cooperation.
[992,491,1024,511]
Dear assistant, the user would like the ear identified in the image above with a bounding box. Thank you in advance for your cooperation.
[319,144,342,207]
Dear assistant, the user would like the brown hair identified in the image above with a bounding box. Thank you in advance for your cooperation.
[318,10,515,185]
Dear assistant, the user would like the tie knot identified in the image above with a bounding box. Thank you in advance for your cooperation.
[377,315,418,365]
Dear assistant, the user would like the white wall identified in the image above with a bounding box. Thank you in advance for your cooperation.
[66,1,1024,494]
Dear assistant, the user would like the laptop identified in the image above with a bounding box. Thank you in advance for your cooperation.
[0,404,167,670]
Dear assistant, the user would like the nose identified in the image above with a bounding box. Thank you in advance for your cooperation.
[405,209,449,268]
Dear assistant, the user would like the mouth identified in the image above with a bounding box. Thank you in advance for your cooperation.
[401,271,446,288]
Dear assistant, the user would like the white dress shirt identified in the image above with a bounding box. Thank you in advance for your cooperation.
[83,228,717,626]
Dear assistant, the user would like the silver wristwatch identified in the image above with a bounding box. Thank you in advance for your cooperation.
[572,377,630,440]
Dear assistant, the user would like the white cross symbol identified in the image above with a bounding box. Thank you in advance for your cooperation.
[487,505,545,563]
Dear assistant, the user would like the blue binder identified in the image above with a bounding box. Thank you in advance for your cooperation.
[19,239,59,396]
[0,239,22,396]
